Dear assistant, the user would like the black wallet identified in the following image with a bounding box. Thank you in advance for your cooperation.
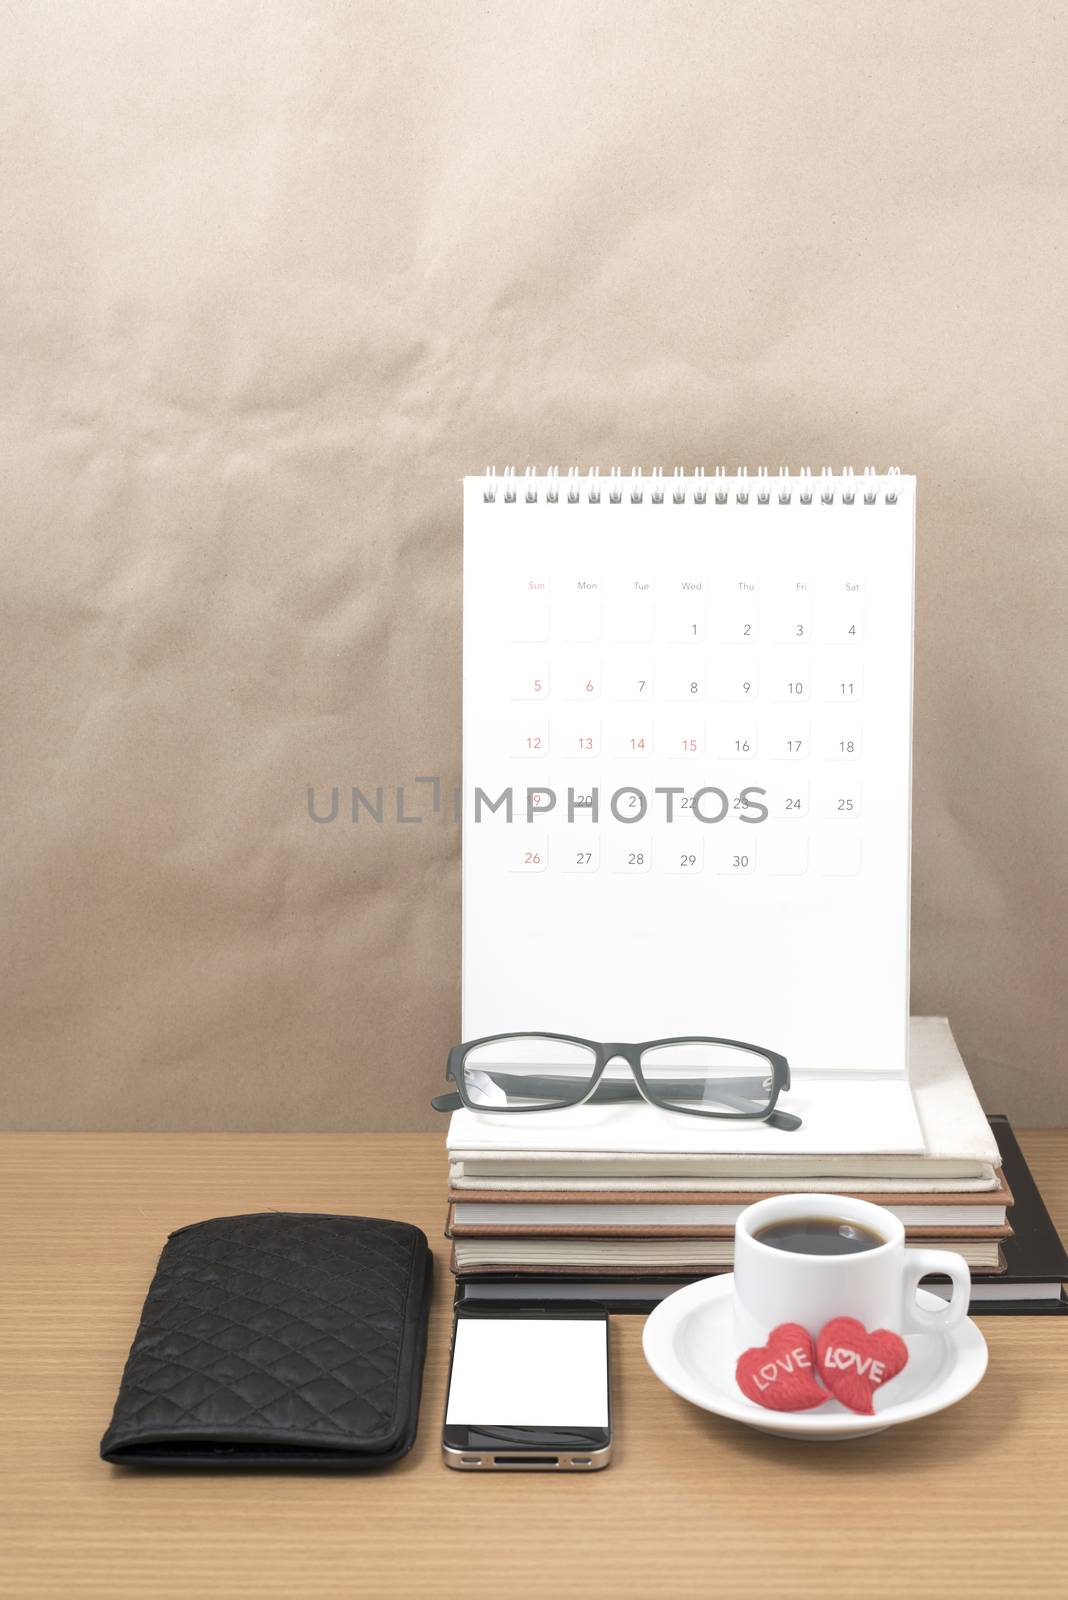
[100,1212,433,1469]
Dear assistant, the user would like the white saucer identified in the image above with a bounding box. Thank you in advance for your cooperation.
[642,1274,988,1441]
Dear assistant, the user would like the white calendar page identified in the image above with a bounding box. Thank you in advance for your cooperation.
[462,470,915,1082]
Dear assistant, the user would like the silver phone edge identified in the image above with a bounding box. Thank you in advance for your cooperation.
[442,1440,612,1471]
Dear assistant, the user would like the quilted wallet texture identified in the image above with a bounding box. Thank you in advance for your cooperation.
[100,1213,433,1468]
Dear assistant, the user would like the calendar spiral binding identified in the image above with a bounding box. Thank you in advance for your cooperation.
[481,466,904,507]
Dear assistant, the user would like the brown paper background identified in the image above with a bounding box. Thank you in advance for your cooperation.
[2,1,1066,1131]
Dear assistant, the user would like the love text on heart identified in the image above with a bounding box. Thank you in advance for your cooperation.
[753,1345,813,1390]
[821,1346,887,1385]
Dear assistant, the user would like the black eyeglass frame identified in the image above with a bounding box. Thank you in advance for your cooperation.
[432,1031,800,1132]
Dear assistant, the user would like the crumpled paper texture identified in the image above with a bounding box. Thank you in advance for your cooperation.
[2,1,1066,1129]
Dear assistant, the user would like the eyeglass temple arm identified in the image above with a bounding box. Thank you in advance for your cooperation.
[434,1074,759,1107]
[432,1092,463,1111]
[762,1108,802,1132]
[594,1081,800,1130]
[431,1073,802,1130]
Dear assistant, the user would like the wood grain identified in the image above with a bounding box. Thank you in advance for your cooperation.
[1,1132,1065,1599]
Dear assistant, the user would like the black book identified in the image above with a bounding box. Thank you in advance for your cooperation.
[454,1115,1068,1316]
[933,1115,1068,1315]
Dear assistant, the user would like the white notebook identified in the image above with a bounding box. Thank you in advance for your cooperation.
[453,1200,1008,1227]
[462,468,915,1083]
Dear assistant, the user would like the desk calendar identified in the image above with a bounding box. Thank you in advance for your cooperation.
[462,468,915,1082]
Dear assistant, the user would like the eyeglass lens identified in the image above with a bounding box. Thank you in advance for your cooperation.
[461,1037,597,1108]
[638,1042,774,1116]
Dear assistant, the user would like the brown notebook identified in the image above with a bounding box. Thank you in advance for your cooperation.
[446,1170,1014,1238]
[450,1243,1009,1278]
[446,1203,1013,1241]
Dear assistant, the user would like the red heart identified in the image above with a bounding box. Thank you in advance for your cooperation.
[816,1317,909,1415]
[736,1322,829,1411]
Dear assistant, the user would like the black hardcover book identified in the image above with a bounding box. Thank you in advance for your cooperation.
[957,1116,1068,1315]
[454,1275,695,1314]
[455,1115,1068,1317]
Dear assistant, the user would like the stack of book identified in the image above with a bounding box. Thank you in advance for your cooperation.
[445,1019,1068,1313]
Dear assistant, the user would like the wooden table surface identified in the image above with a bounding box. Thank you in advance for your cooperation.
[2,1132,1065,1599]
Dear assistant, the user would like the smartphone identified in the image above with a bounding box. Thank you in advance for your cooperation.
[442,1306,612,1470]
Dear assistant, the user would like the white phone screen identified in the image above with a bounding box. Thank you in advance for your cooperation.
[445,1317,609,1427]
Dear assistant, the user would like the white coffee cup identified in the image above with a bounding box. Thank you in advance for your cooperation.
[733,1193,971,1352]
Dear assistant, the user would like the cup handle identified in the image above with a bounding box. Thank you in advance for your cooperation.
[900,1249,971,1334]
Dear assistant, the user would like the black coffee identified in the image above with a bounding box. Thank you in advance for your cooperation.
[754,1216,886,1256]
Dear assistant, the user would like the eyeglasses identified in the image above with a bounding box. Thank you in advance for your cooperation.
[431,1033,800,1131]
